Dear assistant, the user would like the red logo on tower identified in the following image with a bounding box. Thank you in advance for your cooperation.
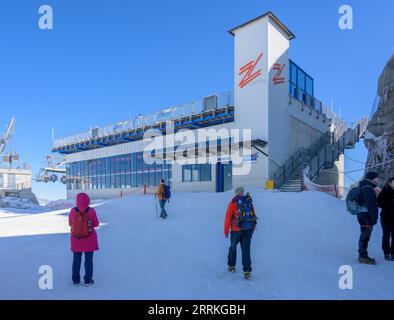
[238,53,263,88]
[272,63,285,85]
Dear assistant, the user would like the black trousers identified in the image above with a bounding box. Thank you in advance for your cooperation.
[72,252,94,284]
[357,213,373,258]
[381,216,394,255]
[227,230,253,272]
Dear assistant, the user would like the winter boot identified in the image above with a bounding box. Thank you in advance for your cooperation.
[228,266,236,273]
[384,254,391,261]
[358,256,376,265]
[84,279,94,287]
[244,271,251,280]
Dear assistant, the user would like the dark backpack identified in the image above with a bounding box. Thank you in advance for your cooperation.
[235,196,256,231]
[346,184,368,215]
[163,185,171,200]
[70,207,93,238]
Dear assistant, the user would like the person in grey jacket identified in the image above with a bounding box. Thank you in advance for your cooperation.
[357,172,381,264]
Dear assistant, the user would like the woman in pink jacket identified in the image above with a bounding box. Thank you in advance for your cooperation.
[68,193,99,286]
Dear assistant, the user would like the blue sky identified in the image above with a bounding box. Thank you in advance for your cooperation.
[0,0,392,200]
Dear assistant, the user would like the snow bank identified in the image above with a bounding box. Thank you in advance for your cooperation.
[0,197,76,214]
[1,189,394,300]
[37,198,105,211]
[364,130,380,142]
[0,197,45,212]
[44,199,76,210]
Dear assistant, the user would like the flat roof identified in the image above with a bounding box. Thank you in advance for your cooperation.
[228,11,296,40]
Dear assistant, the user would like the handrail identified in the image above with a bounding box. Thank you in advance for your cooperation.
[272,133,331,189]
[273,117,368,190]
[289,87,347,139]
[305,117,369,183]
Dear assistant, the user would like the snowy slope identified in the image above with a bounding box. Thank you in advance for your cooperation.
[1,189,394,300]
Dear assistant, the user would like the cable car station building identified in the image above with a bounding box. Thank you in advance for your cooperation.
[52,12,345,199]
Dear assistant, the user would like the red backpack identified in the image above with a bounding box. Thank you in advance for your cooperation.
[71,207,93,238]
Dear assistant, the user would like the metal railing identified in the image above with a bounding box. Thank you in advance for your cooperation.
[53,91,234,149]
[290,87,347,139]
[272,133,331,189]
[53,84,348,151]
[273,116,368,190]
[306,117,369,181]
[271,85,366,190]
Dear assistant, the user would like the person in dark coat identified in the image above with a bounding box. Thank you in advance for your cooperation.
[357,172,381,264]
[377,177,394,260]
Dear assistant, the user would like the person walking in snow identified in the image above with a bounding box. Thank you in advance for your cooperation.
[155,179,171,219]
[377,177,394,261]
[224,187,257,279]
[357,172,381,265]
[69,192,99,286]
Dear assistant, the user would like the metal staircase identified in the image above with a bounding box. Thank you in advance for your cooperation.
[280,174,303,192]
[273,117,369,192]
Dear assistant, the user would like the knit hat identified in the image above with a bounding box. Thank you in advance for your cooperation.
[234,187,245,195]
[365,172,379,181]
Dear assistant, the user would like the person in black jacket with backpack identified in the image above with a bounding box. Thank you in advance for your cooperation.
[357,172,381,265]
[377,177,394,261]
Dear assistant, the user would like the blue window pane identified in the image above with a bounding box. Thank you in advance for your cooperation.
[182,165,191,182]
[136,152,143,171]
[306,76,313,96]
[143,170,148,186]
[131,153,137,172]
[136,173,142,187]
[126,155,131,174]
[154,170,161,186]
[67,151,172,190]
[116,174,120,188]
[290,62,297,84]
[297,69,305,91]
[131,173,136,187]
[182,164,211,182]
[200,164,211,181]
[149,171,155,186]
[289,60,314,100]
[126,174,131,188]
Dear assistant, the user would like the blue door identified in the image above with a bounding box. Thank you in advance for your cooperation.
[216,162,232,192]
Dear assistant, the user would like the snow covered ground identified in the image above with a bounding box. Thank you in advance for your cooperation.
[1,189,394,300]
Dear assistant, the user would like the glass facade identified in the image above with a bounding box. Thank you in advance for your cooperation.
[66,152,172,190]
[289,60,314,101]
[182,164,212,182]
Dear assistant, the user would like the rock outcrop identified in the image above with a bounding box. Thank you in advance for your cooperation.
[364,53,394,179]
